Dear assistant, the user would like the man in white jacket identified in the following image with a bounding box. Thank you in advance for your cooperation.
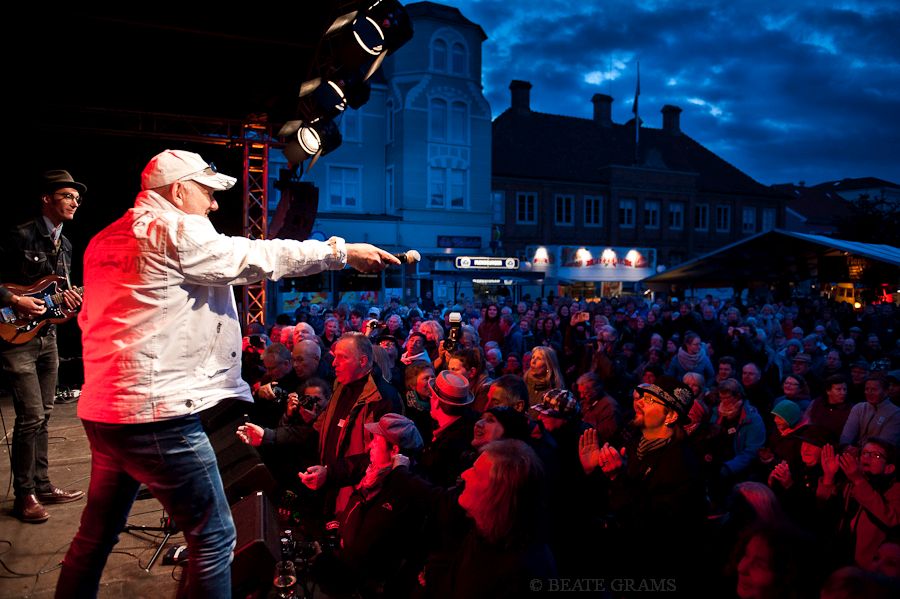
[56,149,398,598]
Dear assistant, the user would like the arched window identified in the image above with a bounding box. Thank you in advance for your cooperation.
[430,98,447,141]
[432,39,447,72]
[451,42,466,75]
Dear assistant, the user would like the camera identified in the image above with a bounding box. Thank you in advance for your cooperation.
[445,312,462,353]
[297,394,320,411]
[248,334,265,349]
[272,385,291,403]
[571,311,590,325]
[365,319,386,338]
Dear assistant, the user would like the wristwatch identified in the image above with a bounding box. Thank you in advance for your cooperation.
[326,236,347,266]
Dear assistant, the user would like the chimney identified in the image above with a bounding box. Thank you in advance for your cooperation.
[661,105,682,135]
[509,80,532,114]
[592,93,613,127]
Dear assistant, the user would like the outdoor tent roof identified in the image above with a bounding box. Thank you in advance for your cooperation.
[644,229,900,289]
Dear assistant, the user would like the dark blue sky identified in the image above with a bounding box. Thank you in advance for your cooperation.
[439,0,900,187]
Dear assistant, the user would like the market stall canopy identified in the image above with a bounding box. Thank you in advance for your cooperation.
[643,229,900,290]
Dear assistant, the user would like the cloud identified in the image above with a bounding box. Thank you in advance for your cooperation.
[442,0,900,185]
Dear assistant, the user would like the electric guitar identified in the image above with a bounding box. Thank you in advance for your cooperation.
[0,275,83,344]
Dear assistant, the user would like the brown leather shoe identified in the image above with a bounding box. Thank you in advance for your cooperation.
[13,494,50,523]
[36,486,85,504]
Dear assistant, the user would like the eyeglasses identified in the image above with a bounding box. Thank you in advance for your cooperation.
[861,450,887,460]
[637,393,665,408]
[178,162,218,181]
[55,192,83,205]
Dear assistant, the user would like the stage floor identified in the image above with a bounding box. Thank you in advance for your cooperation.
[0,393,183,599]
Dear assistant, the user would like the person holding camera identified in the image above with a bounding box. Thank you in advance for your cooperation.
[251,342,300,428]
[236,378,331,483]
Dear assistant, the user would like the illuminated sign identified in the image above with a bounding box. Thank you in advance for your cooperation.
[525,245,656,282]
[455,256,519,270]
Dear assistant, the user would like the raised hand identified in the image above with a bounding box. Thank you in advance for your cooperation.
[838,450,864,484]
[820,444,839,484]
[578,428,601,474]
[598,442,626,478]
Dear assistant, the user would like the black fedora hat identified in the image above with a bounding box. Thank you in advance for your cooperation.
[43,170,86,195]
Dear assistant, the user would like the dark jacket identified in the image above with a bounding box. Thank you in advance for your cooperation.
[317,370,402,512]
[1,217,74,293]
[418,410,478,488]
[330,467,434,596]
[605,435,707,584]
[0,217,75,321]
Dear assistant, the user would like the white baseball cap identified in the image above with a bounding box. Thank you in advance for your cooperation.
[141,149,237,191]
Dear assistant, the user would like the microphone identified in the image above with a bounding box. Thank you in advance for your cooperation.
[394,250,421,265]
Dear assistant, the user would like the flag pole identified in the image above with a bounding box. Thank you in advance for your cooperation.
[633,60,641,164]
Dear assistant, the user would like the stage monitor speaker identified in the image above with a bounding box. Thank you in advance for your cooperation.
[271,171,319,240]
[231,491,280,595]
[202,402,277,505]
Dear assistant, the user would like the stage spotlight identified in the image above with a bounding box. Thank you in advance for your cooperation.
[366,0,414,53]
[300,74,372,119]
[280,119,342,169]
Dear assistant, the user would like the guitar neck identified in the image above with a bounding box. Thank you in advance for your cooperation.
[50,286,84,305]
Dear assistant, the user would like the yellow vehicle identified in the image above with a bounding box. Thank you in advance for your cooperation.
[826,282,896,308]
[829,283,863,308]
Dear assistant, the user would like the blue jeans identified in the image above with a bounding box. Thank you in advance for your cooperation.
[0,332,58,498]
[55,414,236,599]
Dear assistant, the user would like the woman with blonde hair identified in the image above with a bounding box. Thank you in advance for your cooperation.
[524,345,565,407]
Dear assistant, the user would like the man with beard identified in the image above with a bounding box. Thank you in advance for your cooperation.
[579,376,706,585]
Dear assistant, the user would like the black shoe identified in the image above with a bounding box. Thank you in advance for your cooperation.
[36,486,85,504]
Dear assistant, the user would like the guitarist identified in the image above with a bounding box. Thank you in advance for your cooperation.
[0,170,85,523]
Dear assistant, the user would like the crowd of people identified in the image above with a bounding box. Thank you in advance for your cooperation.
[234,291,900,597]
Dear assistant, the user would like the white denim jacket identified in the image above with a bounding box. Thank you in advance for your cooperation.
[78,190,346,424]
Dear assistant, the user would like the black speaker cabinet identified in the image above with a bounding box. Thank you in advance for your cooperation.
[205,417,277,505]
[231,491,280,594]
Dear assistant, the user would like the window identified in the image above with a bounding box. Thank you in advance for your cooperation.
[668,202,684,230]
[429,167,467,209]
[762,208,777,231]
[450,101,468,143]
[643,200,660,229]
[339,109,361,143]
[429,167,445,208]
[449,168,466,209]
[328,166,360,209]
[451,42,466,75]
[432,39,447,71]
[386,167,394,212]
[716,205,731,232]
[555,195,574,226]
[492,191,505,224]
[694,204,709,230]
[742,206,756,234]
[385,99,394,143]
[584,195,603,227]
[619,199,635,228]
[516,192,537,224]
[429,98,447,141]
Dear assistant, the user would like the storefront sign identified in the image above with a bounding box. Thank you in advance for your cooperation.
[455,256,519,270]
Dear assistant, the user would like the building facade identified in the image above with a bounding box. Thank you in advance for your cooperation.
[491,81,788,298]
[268,1,493,310]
